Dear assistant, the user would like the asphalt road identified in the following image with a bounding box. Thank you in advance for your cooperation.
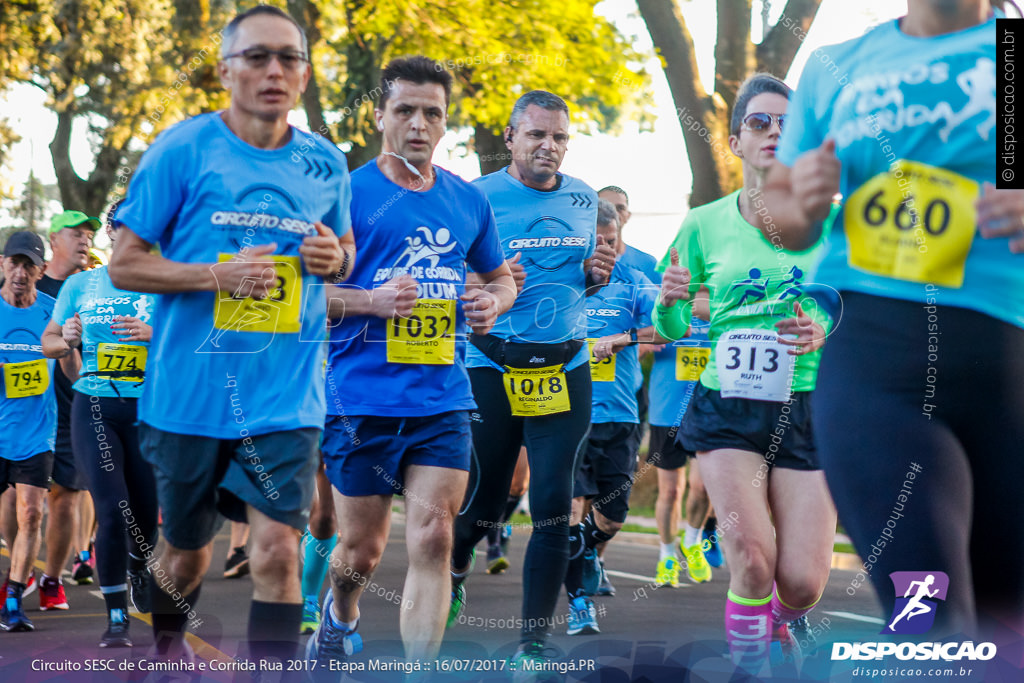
[0,518,1001,683]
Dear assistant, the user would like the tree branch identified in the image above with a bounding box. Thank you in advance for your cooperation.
[755,0,824,75]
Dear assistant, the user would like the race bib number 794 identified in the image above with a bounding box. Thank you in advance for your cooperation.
[4,359,49,398]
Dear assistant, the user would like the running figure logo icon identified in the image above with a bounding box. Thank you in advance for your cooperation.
[882,571,950,635]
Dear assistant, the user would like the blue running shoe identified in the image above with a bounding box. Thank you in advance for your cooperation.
[566,597,600,635]
[0,596,33,632]
[701,527,724,568]
[306,591,362,666]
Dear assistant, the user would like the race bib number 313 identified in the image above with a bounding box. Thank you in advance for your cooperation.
[715,329,794,402]
[503,365,571,416]
[386,299,456,365]
[846,160,977,288]
[4,359,49,398]
[214,254,302,334]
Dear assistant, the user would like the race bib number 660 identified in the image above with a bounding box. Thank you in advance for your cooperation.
[715,329,794,402]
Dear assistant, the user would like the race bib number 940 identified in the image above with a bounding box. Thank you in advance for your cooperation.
[846,160,977,288]
[386,299,456,365]
[587,339,616,382]
[4,359,49,398]
[503,365,571,416]
[214,254,302,334]
[715,329,794,402]
[675,346,710,382]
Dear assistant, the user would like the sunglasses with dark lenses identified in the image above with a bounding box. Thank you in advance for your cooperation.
[742,112,786,132]
[224,47,308,70]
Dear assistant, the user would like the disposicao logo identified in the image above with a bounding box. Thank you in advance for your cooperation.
[831,571,997,663]
[883,571,949,635]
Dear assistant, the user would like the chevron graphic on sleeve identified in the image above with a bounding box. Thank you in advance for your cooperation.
[570,193,593,208]
[302,157,334,180]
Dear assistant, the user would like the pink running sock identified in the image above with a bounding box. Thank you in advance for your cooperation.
[771,583,819,624]
[726,590,772,673]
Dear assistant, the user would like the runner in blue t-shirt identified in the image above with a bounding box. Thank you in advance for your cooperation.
[447,91,618,667]
[306,56,515,666]
[598,186,661,283]
[41,203,158,648]
[0,231,55,633]
[764,1,1024,640]
[108,6,355,664]
[646,310,714,588]
[563,200,674,636]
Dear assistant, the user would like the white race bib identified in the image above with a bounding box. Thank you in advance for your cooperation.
[715,328,795,402]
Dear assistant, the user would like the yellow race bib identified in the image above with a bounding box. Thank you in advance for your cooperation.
[846,160,977,288]
[587,339,616,382]
[4,359,49,398]
[213,254,302,334]
[503,365,571,416]
[96,343,147,382]
[675,346,710,382]
[386,299,456,365]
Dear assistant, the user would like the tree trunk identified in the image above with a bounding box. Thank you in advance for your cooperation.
[715,0,753,111]
[475,125,508,176]
[637,0,731,207]
[756,0,824,74]
[288,0,333,143]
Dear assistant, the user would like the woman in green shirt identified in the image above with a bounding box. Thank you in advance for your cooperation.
[654,73,834,676]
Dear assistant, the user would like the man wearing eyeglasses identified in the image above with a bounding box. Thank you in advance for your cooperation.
[110,4,355,668]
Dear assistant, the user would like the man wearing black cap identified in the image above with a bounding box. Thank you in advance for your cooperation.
[36,210,101,611]
[0,231,57,632]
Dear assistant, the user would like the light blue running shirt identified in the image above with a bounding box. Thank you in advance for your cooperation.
[777,14,1022,328]
[586,262,657,424]
[648,318,711,429]
[467,169,597,371]
[52,266,155,399]
[117,112,351,437]
[619,244,660,284]
[0,293,56,461]
[326,161,505,417]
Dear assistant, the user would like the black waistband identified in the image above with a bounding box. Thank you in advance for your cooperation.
[470,334,584,369]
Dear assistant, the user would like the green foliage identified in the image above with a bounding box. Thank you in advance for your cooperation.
[311,0,654,152]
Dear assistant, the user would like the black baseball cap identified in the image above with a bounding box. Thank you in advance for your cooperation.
[3,231,46,267]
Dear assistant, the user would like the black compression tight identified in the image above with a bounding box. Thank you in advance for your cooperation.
[71,393,158,588]
[454,364,592,643]
[813,292,1024,638]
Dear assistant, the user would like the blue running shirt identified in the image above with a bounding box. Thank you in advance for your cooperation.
[117,112,351,437]
[467,169,597,371]
[620,244,660,284]
[778,15,1022,328]
[52,266,155,399]
[586,262,657,424]
[648,318,711,428]
[0,293,56,461]
[326,161,505,417]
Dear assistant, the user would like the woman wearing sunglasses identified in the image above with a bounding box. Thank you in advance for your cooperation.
[765,0,1024,645]
[654,72,837,676]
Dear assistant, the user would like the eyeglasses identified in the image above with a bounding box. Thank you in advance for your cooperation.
[224,47,309,70]
[742,112,786,132]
